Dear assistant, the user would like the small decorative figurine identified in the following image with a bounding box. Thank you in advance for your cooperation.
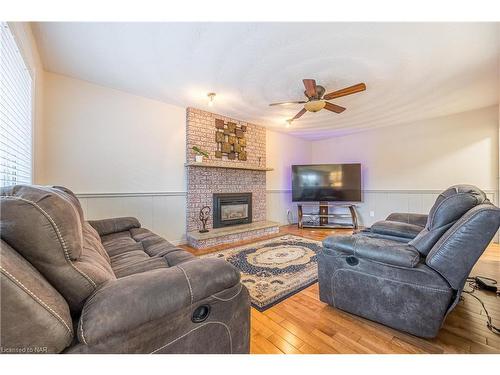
[199,206,211,233]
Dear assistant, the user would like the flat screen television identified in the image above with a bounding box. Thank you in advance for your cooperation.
[292,163,362,202]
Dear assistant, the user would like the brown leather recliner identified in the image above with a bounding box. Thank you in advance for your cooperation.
[0,185,250,354]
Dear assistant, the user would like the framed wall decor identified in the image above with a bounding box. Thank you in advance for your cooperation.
[214,119,248,160]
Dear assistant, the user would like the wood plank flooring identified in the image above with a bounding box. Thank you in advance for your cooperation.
[180,225,500,354]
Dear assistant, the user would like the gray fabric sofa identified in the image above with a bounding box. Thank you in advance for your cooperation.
[319,185,500,338]
[0,185,250,353]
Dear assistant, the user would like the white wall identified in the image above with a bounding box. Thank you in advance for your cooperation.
[310,106,499,230]
[266,130,311,224]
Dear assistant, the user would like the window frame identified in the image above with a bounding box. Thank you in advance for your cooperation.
[2,22,36,186]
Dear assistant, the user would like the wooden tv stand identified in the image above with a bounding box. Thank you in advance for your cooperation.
[297,203,358,230]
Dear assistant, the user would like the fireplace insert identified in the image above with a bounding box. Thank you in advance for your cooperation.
[213,193,252,228]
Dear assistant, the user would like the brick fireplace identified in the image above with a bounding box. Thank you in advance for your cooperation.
[185,107,279,249]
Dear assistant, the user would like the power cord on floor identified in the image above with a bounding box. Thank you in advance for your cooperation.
[461,276,500,335]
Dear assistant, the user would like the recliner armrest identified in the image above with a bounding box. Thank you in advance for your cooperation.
[370,220,423,240]
[88,217,141,236]
[323,235,421,268]
[386,213,428,227]
[77,258,240,346]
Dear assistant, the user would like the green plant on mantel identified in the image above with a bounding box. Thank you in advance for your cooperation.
[192,146,209,158]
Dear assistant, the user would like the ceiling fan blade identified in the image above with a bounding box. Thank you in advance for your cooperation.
[269,101,307,106]
[324,102,346,113]
[292,108,307,120]
[303,79,317,98]
[323,83,366,100]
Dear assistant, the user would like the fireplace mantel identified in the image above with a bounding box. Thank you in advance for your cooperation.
[185,162,273,172]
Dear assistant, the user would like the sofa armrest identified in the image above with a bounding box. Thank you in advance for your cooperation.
[370,220,423,240]
[386,213,428,227]
[323,235,421,268]
[88,217,141,236]
[77,258,240,345]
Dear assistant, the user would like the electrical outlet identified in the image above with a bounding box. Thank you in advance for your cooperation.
[369,211,375,217]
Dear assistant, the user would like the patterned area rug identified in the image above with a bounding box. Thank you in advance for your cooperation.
[201,235,323,311]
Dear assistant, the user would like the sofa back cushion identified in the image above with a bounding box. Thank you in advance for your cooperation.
[0,185,115,313]
[1,240,74,353]
[426,204,500,289]
[53,185,85,223]
[409,185,488,256]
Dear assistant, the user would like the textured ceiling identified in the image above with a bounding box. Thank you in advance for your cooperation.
[33,22,499,140]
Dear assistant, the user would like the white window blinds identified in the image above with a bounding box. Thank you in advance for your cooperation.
[0,22,33,187]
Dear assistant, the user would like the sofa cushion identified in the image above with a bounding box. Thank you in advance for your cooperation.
[385,212,428,227]
[130,228,194,266]
[89,217,141,236]
[77,258,241,347]
[1,185,84,260]
[100,228,194,278]
[427,185,488,229]
[426,204,500,289]
[0,185,115,313]
[323,234,421,268]
[0,240,74,353]
[409,185,489,256]
[53,185,85,224]
[370,220,423,239]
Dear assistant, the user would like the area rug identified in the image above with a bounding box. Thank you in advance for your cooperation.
[201,234,323,311]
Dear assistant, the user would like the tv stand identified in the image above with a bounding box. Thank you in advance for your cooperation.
[297,203,358,230]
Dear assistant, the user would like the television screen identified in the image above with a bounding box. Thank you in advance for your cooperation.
[292,164,361,202]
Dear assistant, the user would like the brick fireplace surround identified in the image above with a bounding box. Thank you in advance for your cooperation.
[185,107,279,249]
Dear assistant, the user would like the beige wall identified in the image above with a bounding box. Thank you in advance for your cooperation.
[41,73,188,243]
[266,129,312,224]
[310,106,499,239]
[311,106,499,191]
[40,73,308,243]
[41,72,186,192]
[8,23,45,184]
[38,72,499,243]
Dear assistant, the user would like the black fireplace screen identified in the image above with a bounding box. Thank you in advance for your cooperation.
[213,193,252,228]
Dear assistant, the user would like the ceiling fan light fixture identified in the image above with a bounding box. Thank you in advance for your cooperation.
[207,92,216,106]
[304,100,326,112]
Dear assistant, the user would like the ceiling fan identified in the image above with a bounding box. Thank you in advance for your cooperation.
[269,79,366,121]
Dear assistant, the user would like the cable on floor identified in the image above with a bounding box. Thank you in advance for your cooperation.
[460,276,500,335]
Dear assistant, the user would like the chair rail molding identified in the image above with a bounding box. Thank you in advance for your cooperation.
[75,189,498,245]
[265,188,499,242]
[76,191,186,198]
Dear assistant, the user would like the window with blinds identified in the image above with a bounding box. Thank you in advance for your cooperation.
[0,22,33,187]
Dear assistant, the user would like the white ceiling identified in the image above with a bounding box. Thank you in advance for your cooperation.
[33,22,499,140]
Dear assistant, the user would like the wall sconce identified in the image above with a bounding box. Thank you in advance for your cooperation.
[207,92,216,106]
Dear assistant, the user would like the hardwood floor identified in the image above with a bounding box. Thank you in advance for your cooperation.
[180,225,500,354]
